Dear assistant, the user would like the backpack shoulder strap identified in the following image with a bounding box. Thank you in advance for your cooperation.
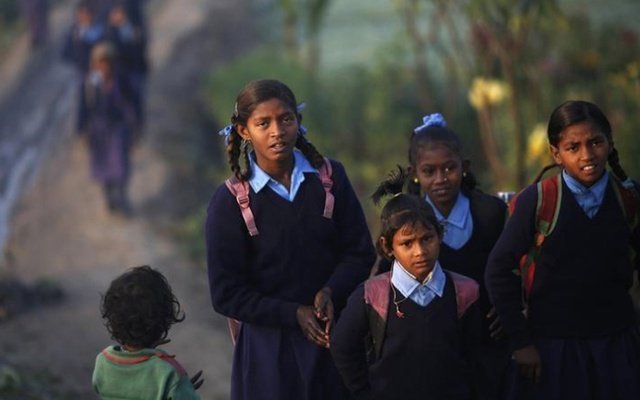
[154,352,188,376]
[364,272,390,321]
[610,176,640,231]
[364,272,391,362]
[318,157,334,219]
[446,270,480,319]
[535,174,562,237]
[225,176,259,236]
[512,174,562,300]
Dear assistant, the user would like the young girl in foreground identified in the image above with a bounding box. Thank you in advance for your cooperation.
[205,79,376,400]
[377,113,509,398]
[331,175,482,399]
[93,265,203,399]
[486,100,640,399]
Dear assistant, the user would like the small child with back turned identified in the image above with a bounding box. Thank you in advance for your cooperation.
[330,173,483,400]
[93,265,203,399]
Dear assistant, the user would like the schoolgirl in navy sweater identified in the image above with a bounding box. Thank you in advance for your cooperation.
[205,79,376,400]
[486,100,640,399]
[331,176,482,400]
[376,113,509,398]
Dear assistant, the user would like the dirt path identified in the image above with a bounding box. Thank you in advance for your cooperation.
[0,0,257,398]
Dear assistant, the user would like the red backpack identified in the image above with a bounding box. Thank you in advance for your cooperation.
[509,173,640,301]
[223,157,335,344]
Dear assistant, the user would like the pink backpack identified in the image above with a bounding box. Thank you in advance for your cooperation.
[223,157,335,344]
[224,157,335,236]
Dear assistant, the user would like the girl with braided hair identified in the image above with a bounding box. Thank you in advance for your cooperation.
[375,113,510,399]
[486,100,640,399]
[205,79,375,400]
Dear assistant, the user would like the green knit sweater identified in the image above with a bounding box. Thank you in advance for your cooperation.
[92,345,200,400]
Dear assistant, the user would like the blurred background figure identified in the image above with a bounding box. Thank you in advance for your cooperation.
[79,41,137,216]
[104,0,148,135]
[61,0,105,133]
[20,0,49,49]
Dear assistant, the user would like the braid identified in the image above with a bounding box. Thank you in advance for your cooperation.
[226,129,242,180]
[608,146,629,183]
[371,166,408,205]
[460,171,478,196]
[226,128,251,181]
[241,139,251,180]
[295,134,325,169]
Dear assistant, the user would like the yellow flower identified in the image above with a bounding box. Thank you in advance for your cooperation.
[468,77,509,110]
[527,123,548,164]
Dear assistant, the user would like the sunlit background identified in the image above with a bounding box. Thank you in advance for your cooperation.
[0,0,639,398]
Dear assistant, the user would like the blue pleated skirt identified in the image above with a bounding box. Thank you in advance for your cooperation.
[503,325,640,400]
[231,323,349,400]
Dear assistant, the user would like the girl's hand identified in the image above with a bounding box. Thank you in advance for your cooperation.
[486,307,505,340]
[314,287,334,337]
[512,345,542,384]
[296,305,330,348]
[190,370,204,390]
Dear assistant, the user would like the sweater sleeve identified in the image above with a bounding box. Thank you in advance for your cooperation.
[323,161,377,308]
[206,185,300,328]
[330,285,372,398]
[166,372,201,400]
[485,184,537,352]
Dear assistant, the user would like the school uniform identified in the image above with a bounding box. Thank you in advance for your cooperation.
[104,21,148,126]
[427,191,510,399]
[331,262,482,400]
[206,151,376,400]
[486,171,640,399]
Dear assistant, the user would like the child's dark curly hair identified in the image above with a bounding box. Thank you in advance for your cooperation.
[100,265,185,349]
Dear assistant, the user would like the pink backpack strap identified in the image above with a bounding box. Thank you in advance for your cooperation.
[364,272,391,322]
[225,177,259,236]
[446,270,480,318]
[318,157,334,219]
[155,352,188,376]
[227,318,242,346]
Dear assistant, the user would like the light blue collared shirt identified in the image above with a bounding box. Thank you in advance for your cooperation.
[391,260,446,307]
[248,150,317,202]
[562,170,608,218]
[425,193,473,250]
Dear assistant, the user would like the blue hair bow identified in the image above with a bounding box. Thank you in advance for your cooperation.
[217,124,233,144]
[414,113,447,134]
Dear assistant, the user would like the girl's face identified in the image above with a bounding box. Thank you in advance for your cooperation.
[237,98,299,171]
[550,121,611,187]
[383,222,441,282]
[412,144,464,215]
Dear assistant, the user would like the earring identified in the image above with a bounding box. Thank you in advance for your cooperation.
[413,177,419,184]
[462,171,467,178]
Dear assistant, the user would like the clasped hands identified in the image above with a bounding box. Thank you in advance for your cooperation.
[296,287,333,348]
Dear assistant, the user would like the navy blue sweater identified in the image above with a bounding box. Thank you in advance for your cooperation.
[331,275,481,400]
[485,178,640,351]
[206,160,376,329]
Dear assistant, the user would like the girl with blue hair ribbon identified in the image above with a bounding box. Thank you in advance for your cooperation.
[373,113,510,399]
[205,79,376,400]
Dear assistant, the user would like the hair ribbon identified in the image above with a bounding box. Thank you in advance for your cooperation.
[414,113,447,134]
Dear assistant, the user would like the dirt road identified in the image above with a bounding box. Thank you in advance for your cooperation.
[0,0,257,398]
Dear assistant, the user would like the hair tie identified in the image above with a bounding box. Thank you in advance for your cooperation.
[297,102,308,136]
[621,177,636,189]
[218,124,233,144]
[414,113,447,134]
